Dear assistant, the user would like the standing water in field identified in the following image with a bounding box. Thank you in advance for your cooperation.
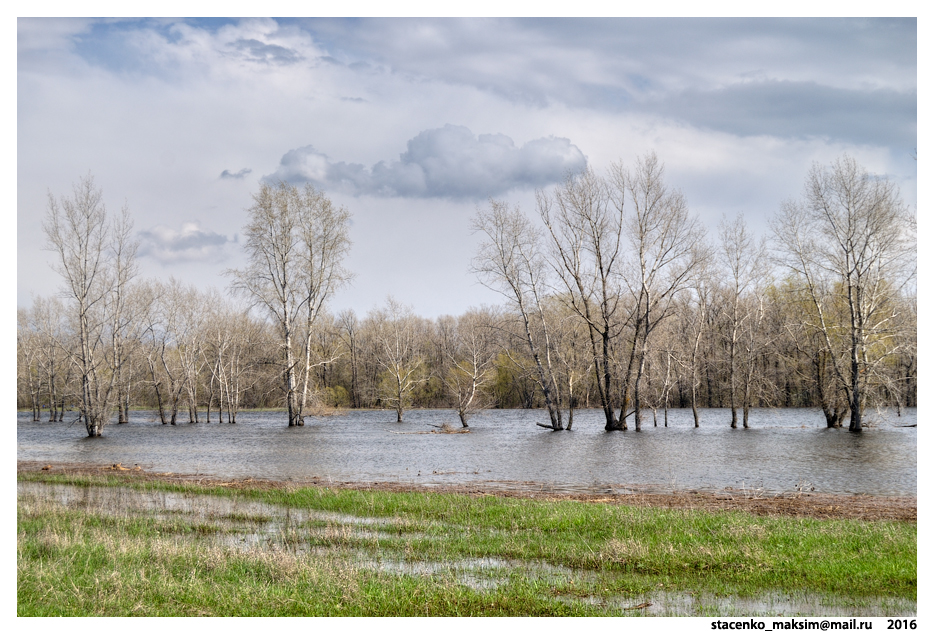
[17,407,916,497]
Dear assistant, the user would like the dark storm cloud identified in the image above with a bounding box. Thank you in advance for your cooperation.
[220,168,252,179]
[265,125,588,198]
[138,222,233,264]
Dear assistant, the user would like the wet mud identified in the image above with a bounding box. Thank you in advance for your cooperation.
[19,461,916,523]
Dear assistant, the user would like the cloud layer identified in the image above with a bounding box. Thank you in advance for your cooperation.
[300,18,916,149]
[265,125,587,198]
[137,222,233,264]
[17,18,916,317]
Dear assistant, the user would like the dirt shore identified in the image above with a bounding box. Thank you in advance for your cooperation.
[18,460,916,523]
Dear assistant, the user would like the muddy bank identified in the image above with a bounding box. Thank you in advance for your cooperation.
[18,461,916,523]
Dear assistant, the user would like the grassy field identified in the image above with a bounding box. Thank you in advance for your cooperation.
[17,472,916,616]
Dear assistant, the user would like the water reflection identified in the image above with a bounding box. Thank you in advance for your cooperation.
[17,407,916,496]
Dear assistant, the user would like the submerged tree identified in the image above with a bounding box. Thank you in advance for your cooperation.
[538,167,626,431]
[772,156,914,432]
[229,181,352,427]
[613,153,707,430]
[718,213,769,428]
[371,297,427,422]
[43,174,138,437]
[472,199,565,430]
[435,308,500,427]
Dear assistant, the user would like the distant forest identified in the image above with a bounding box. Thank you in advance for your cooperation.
[18,154,916,436]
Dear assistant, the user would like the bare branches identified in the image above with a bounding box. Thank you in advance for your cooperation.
[370,297,427,422]
[228,181,352,426]
[42,174,138,436]
[471,200,564,430]
[771,155,914,431]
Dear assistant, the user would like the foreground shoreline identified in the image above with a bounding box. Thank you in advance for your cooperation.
[18,461,916,616]
[18,460,916,523]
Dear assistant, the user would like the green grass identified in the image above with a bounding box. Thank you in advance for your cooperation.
[17,472,916,616]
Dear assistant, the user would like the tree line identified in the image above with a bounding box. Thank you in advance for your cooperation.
[18,154,915,436]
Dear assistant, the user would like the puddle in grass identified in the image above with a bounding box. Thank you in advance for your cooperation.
[18,482,916,617]
[17,481,399,527]
[566,591,916,617]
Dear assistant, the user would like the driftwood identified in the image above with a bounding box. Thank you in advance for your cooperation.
[536,422,562,430]
[107,463,142,471]
[387,424,470,435]
[427,423,471,434]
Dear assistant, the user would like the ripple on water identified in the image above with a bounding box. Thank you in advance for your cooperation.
[17,408,917,496]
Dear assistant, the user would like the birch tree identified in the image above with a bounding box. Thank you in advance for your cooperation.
[43,174,138,437]
[472,199,565,430]
[436,308,499,427]
[718,214,769,428]
[371,297,426,422]
[772,155,914,431]
[613,153,707,430]
[538,168,627,430]
[229,182,352,427]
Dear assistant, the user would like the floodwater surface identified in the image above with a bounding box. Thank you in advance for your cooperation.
[17,407,916,496]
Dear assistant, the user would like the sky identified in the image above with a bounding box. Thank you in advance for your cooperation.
[16,17,918,319]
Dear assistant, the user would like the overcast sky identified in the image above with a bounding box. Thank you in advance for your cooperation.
[17,17,918,319]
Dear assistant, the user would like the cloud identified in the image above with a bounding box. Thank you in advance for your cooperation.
[137,222,233,264]
[264,125,587,198]
[220,168,252,179]
[647,81,916,149]
[228,38,303,65]
[298,18,916,148]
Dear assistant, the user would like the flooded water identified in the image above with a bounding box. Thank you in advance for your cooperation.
[17,407,916,497]
[17,480,917,617]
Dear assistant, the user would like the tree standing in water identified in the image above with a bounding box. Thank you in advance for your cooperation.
[772,156,914,432]
[43,174,138,437]
[229,182,352,427]
[472,199,565,430]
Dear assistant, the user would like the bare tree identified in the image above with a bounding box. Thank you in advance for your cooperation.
[371,297,426,422]
[538,168,627,430]
[612,153,707,430]
[776,278,851,426]
[202,295,270,423]
[649,316,680,427]
[436,308,499,427]
[772,155,914,431]
[472,199,565,430]
[171,281,208,423]
[17,308,42,421]
[736,288,770,427]
[544,298,594,430]
[43,174,137,437]
[229,182,352,427]
[295,189,353,418]
[31,296,69,422]
[718,214,769,428]
[138,279,188,424]
[678,276,714,427]
[337,309,363,408]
